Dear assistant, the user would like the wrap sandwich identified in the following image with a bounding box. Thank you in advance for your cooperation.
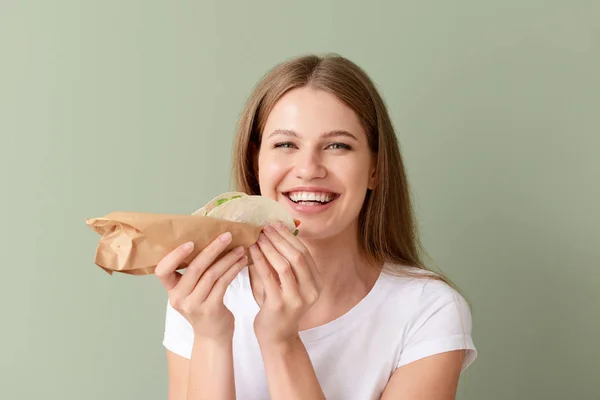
[85,192,300,275]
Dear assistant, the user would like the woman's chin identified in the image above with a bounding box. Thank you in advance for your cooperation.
[295,227,344,243]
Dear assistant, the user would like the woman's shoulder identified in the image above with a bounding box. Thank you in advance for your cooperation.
[379,264,457,290]
[378,264,472,319]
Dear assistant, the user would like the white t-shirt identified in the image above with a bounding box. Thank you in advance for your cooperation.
[163,264,477,400]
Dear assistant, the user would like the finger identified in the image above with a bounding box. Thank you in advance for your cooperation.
[174,232,233,297]
[188,246,245,304]
[155,241,195,291]
[256,233,299,295]
[262,225,317,292]
[249,243,282,302]
[272,223,322,290]
[205,254,248,304]
[271,223,304,252]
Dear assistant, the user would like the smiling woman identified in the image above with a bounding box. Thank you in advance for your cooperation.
[251,85,377,242]
[157,53,477,400]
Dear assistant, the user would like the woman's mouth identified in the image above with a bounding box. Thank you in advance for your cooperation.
[284,191,339,206]
[282,191,340,215]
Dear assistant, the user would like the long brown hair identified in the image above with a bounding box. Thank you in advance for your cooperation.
[230,53,458,288]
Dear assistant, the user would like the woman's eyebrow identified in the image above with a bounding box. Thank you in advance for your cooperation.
[267,129,358,141]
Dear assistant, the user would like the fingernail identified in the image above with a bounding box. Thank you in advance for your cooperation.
[235,246,245,255]
[264,224,274,233]
[183,241,194,251]
[220,232,232,242]
[258,233,266,242]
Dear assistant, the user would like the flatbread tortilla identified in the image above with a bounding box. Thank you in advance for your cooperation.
[192,191,248,216]
[198,194,299,234]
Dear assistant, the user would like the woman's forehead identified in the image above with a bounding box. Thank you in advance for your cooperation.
[263,87,365,139]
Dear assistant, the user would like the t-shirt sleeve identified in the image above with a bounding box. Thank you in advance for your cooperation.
[162,299,194,359]
[396,279,477,372]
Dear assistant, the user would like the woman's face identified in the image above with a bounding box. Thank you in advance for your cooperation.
[257,86,376,240]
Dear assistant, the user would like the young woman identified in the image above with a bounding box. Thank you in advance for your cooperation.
[156,54,477,400]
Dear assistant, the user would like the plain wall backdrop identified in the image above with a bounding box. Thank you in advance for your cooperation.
[1,1,598,399]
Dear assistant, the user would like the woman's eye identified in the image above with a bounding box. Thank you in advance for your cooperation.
[273,142,352,151]
[274,142,296,149]
[327,142,352,150]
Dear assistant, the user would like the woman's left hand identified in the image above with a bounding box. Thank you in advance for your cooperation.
[249,223,323,346]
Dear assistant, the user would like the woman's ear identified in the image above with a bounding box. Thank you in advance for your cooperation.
[367,158,377,190]
[368,171,377,189]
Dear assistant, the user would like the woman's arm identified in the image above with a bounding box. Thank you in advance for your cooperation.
[165,337,236,400]
[258,335,325,400]
[156,235,247,400]
[186,337,236,400]
[380,350,465,400]
[248,224,327,399]
[166,350,189,400]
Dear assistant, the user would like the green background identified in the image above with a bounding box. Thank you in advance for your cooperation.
[1,1,598,399]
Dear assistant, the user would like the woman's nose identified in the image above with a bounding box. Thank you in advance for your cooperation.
[295,150,326,181]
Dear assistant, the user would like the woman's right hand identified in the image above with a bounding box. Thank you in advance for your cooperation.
[155,231,247,343]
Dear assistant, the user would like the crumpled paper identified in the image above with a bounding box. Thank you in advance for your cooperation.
[85,212,262,275]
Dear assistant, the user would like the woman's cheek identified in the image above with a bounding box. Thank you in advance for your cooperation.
[259,158,289,192]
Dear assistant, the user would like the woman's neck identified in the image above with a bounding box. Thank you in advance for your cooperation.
[299,226,382,302]
[290,227,382,330]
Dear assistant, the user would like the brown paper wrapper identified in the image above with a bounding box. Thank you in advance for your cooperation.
[85,212,262,276]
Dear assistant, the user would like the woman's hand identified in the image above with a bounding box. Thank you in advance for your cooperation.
[155,232,247,343]
[249,223,323,346]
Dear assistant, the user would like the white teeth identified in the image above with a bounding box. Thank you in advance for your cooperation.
[288,191,335,203]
